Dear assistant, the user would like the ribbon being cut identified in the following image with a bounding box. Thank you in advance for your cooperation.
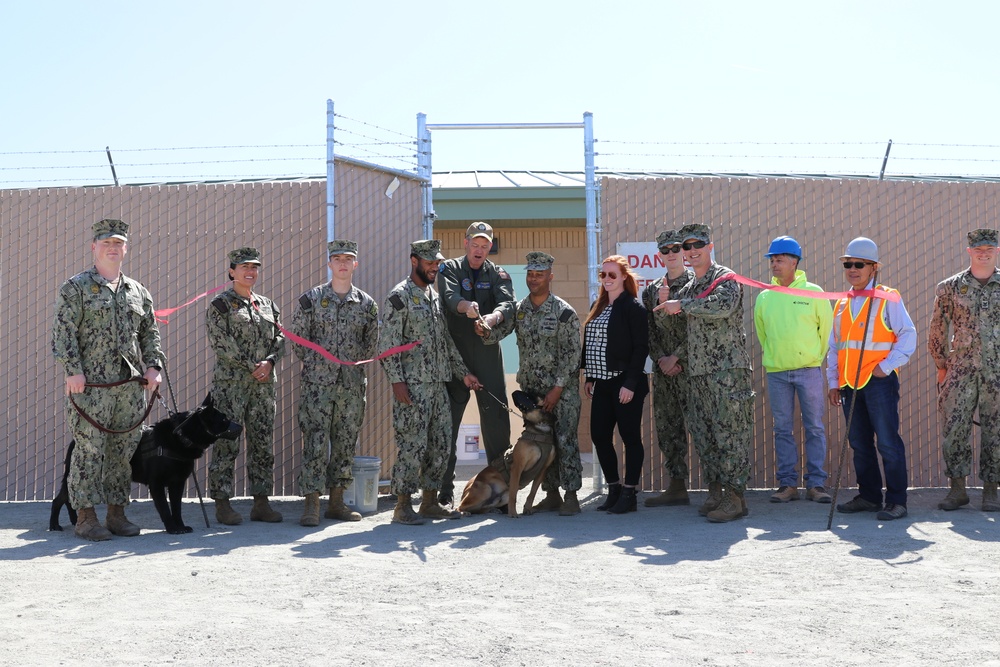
[654,272,901,311]
[154,285,420,365]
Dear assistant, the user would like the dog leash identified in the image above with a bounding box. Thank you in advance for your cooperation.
[479,387,523,420]
[69,376,160,434]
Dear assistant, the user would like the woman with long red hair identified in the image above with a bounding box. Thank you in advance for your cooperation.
[582,255,650,513]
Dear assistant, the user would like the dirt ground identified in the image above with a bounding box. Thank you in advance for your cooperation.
[3,468,1000,667]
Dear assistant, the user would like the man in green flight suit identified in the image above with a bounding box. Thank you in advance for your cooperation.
[436,222,517,506]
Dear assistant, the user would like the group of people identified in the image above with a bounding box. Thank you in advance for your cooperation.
[52,217,1000,541]
[591,223,1000,524]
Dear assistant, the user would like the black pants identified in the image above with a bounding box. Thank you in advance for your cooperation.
[590,373,649,487]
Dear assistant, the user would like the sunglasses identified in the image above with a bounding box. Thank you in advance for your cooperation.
[660,245,682,254]
[599,271,620,279]
[842,261,872,270]
[681,240,708,251]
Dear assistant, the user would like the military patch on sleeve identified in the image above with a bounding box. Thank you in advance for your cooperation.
[211,297,229,315]
[389,294,405,311]
[559,308,574,323]
[298,294,313,310]
[498,268,510,281]
[370,301,378,316]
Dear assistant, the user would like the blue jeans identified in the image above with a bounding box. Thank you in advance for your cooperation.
[840,373,908,506]
[766,368,828,488]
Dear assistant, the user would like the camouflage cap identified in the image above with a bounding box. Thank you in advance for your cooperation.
[678,223,711,243]
[92,218,129,241]
[656,229,681,250]
[968,228,999,248]
[410,239,445,261]
[328,240,359,257]
[466,221,494,242]
[525,251,555,271]
[228,247,262,265]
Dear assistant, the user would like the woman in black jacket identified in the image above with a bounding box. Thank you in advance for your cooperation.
[581,254,650,514]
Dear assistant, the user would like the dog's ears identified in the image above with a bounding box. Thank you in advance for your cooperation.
[203,393,214,408]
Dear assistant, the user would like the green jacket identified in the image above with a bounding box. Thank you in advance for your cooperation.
[206,286,286,384]
[52,267,163,382]
[753,269,832,373]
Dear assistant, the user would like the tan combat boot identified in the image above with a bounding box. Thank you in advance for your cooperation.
[938,477,970,511]
[983,482,1000,512]
[417,488,461,519]
[558,490,581,516]
[532,489,563,512]
[645,478,690,507]
[299,492,321,527]
[707,488,745,523]
[392,493,426,525]
[105,504,140,537]
[215,497,243,525]
[250,495,283,522]
[325,487,362,522]
[698,482,723,516]
[75,507,112,541]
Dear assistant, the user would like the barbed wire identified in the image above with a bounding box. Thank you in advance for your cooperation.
[0,144,321,156]
[600,140,885,147]
[333,112,415,141]
[7,135,1000,187]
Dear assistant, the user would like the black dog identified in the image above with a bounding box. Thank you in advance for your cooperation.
[49,394,242,534]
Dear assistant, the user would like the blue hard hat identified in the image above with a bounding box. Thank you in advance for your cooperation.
[765,235,802,259]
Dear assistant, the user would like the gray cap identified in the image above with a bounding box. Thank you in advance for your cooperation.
[968,229,999,248]
[525,251,555,271]
[678,223,711,243]
[410,239,445,261]
[93,218,128,241]
[228,247,262,265]
[656,229,681,250]
[328,240,358,257]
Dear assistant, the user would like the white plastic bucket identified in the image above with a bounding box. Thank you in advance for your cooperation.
[343,456,381,514]
[455,424,481,461]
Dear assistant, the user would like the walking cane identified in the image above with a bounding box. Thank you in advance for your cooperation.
[826,274,879,531]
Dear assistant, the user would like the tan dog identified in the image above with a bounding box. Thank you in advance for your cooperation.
[458,391,557,518]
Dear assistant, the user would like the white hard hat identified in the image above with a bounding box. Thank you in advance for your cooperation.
[840,237,879,263]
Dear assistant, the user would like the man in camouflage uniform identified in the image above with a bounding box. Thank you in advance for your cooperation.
[206,247,286,525]
[930,228,1000,512]
[484,252,583,516]
[380,240,482,525]
[52,219,163,541]
[290,240,379,527]
[436,222,517,506]
[641,229,694,508]
[660,223,754,523]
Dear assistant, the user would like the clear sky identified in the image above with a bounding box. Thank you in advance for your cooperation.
[4,0,1000,187]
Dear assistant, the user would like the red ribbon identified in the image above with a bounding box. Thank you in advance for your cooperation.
[696,273,901,302]
[155,284,421,365]
[154,285,226,323]
[280,323,421,366]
